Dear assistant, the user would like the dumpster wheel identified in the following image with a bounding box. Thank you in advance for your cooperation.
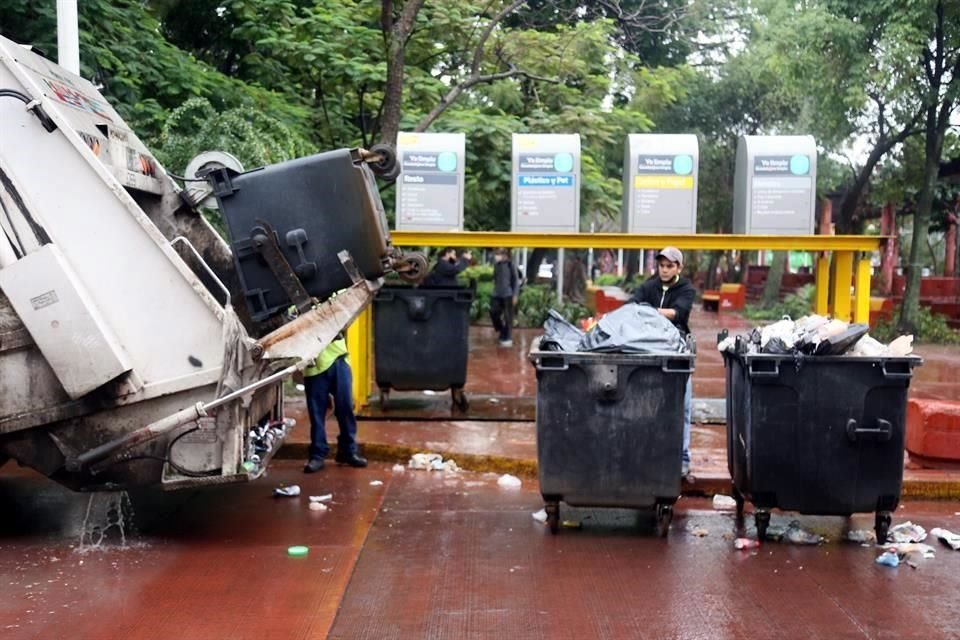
[754,509,770,541]
[545,499,560,534]
[451,388,469,412]
[875,511,892,545]
[655,504,673,537]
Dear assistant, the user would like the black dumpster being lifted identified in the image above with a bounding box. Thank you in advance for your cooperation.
[373,284,474,411]
[722,346,922,543]
[530,342,694,535]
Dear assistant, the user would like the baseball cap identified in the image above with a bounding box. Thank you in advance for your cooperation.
[657,246,683,266]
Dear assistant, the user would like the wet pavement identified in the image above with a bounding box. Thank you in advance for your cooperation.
[3,461,960,639]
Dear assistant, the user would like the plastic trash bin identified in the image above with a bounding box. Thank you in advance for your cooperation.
[210,148,394,321]
[530,342,695,535]
[373,284,474,410]
[722,345,922,543]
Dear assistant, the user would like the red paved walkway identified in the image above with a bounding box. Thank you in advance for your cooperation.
[3,462,959,639]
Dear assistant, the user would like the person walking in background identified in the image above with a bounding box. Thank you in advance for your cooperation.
[490,248,520,347]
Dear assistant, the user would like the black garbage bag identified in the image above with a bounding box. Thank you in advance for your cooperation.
[579,303,689,354]
[540,309,584,352]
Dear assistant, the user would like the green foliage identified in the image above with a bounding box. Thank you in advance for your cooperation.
[743,284,815,322]
[593,274,624,287]
[458,264,494,284]
[155,97,314,173]
[871,306,960,345]
[468,283,587,328]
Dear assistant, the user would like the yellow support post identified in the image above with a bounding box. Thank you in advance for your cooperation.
[347,306,372,410]
[855,256,872,324]
[815,254,830,316]
[832,251,854,321]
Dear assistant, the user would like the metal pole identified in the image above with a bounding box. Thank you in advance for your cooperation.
[521,247,528,278]
[587,222,594,281]
[617,248,624,277]
[557,248,564,302]
[57,0,80,74]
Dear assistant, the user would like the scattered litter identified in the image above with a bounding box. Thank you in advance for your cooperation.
[712,495,737,510]
[734,538,760,550]
[691,527,709,537]
[274,485,301,497]
[886,334,914,357]
[532,509,548,523]
[295,383,305,392]
[287,546,309,557]
[783,521,824,545]
[889,521,926,543]
[931,528,960,551]
[408,453,459,472]
[392,464,406,473]
[888,542,936,558]
[488,397,501,404]
[875,551,899,568]
[308,502,328,512]
[309,494,333,503]
[764,524,787,541]
[562,521,582,529]
[497,474,522,489]
[847,530,877,545]
[370,480,384,486]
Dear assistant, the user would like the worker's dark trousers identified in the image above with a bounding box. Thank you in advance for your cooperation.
[305,356,358,460]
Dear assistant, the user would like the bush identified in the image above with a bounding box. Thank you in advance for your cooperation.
[743,284,815,321]
[593,273,624,287]
[458,264,494,284]
[871,306,960,345]
[470,283,588,328]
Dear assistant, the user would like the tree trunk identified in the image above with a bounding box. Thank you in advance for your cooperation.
[378,0,426,146]
[704,250,722,290]
[900,126,948,333]
[526,248,548,282]
[761,251,787,307]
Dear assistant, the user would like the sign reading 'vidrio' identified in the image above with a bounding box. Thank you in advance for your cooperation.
[511,133,581,232]
[395,132,465,231]
[733,135,817,234]
[622,134,698,234]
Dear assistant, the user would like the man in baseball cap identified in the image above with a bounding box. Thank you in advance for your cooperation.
[629,246,696,476]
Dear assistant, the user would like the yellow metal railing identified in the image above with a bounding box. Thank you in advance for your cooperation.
[347,232,884,407]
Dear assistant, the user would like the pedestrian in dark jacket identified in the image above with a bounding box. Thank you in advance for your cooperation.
[424,247,471,287]
[629,246,696,476]
[490,248,520,347]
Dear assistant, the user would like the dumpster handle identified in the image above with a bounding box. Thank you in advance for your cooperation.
[661,360,693,374]
[747,359,780,378]
[880,361,913,380]
[454,290,474,304]
[846,418,892,443]
[376,290,396,302]
[537,357,569,371]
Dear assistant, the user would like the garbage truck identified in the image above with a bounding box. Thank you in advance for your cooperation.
[0,34,423,491]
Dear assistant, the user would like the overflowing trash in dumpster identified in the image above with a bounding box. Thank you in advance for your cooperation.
[540,304,693,354]
[717,313,913,357]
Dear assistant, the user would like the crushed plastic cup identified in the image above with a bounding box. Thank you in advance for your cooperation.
[274,485,301,497]
[370,480,384,486]
[309,494,333,503]
[497,474,522,489]
[712,495,737,510]
[734,538,760,550]
[532,509,548,523]
[308,502,328,512]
